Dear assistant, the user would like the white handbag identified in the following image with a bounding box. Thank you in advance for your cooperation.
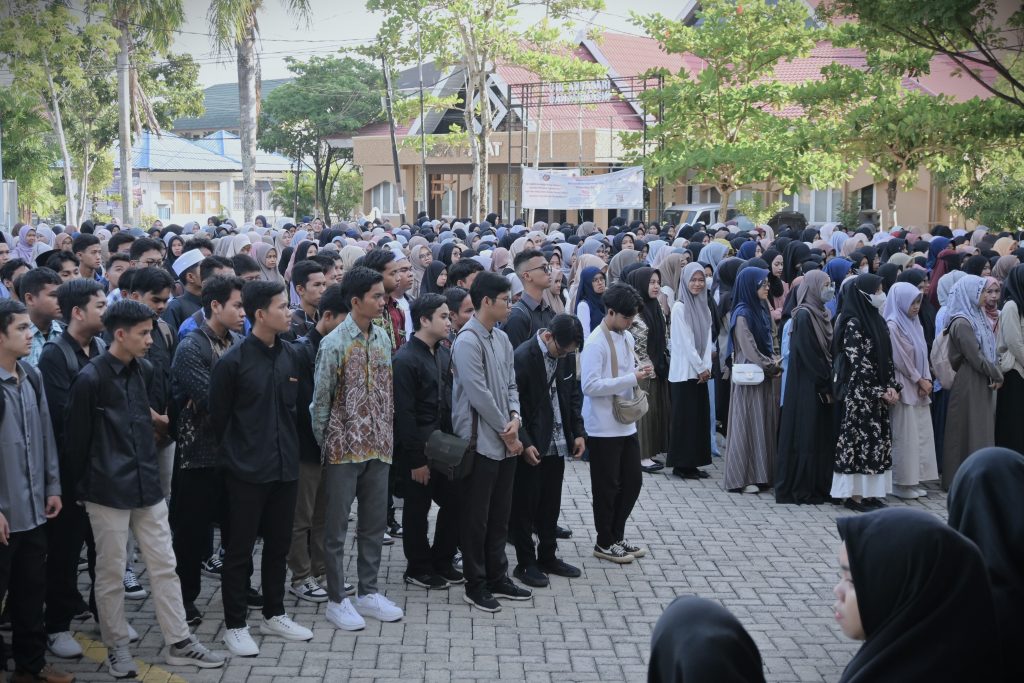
[731,363,765,385]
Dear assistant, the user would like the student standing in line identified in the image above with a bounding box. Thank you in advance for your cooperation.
[283,260,326,342]
[18,267,63,367]
[0,299,75,683]
[312,267,404,631]
[65,300,224,678]
[210,281,313,657]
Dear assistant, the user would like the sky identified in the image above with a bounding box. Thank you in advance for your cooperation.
[173,0,676,87]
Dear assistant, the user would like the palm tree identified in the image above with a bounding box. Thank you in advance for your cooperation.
[209,0,311,221]
[107,0,184,227]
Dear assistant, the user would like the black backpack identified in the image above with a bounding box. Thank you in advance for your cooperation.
[0,360,43,424]
[43,334,107,378]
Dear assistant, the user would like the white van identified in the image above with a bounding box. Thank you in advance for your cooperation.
[662,203,738,227]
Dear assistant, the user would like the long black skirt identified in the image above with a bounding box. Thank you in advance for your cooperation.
[996,369,1024,454]
[666,379,712,469]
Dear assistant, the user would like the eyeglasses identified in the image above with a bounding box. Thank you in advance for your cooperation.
[494,295,512,307]
[525,263,551,274]
[139,258,162,267]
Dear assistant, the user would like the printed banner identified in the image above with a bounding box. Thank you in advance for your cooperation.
[521,166,644,209]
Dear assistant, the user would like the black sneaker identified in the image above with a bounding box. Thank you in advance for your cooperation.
[539,558,582,578]
[489,578,533,600]
[387,522,403,539]
[463,589,501,613]
[201,554,223,579]
[618,539,647,558]
[404,572,449,589]
[864,497,888,509]
[246,586,264,609]
[184,602,203,626]
[512,564,549,588]
[843,498,871,513]
[437,565,465,586]
[593,543,634,564]
[554,525,572,539]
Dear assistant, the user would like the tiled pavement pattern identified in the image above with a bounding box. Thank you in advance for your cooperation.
[56,456,949,682]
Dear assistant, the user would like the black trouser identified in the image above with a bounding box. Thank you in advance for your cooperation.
[400,464,460,577]
[459,453,517,593]
[171,466,228,605]
[588,435,642,548]
[221,474,297,629]
[0,525,48,674]
[44,502,96,633]
[509,454,565,568]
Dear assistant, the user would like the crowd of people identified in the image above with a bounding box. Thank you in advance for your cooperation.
[0,211,1022,682]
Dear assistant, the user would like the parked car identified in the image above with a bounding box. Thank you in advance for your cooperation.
[663,203,738,227]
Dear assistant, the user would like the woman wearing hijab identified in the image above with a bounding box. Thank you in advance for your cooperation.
[823,257,853,317]
[543,252,567,314]
[608,249,639,285]
[833,508,1001,683]
[409,243,432,298]
[737,241,759,260]
[12,224,36,264]
[781,241,810,284]
[648,596,765,683]
[250,242,284,284]
[947,447,1024,683]
[762,249,787,326]
[995,266,1024,452]
[723,268,780,494]
[419,260,448,296]
[990,254,1018,283]
[490,247,512,274]
[566,254,606,311]
[625,267,670,473]
[941,275,1003,489]
[895,269,935,350]
[439,242,462,266]
[963,254,991,277]
[696,241,727,273]
[775,271,834,504]
[883,283,939,500]
[831,274,899,512]
[574,266,607,333]
[655,252,685,316]
[667,263,715,480]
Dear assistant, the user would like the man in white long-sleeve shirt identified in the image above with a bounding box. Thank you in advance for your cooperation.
[579,282,652,564]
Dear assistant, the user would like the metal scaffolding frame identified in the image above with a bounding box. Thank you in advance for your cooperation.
[503,73,665,221]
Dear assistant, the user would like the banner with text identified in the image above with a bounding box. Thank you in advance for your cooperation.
[521,166,644,210]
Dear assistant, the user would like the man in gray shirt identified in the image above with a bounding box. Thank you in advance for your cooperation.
[0,300,73,683]
[451,272,532,612]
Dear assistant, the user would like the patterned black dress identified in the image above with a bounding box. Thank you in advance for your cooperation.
[834,319,893,475]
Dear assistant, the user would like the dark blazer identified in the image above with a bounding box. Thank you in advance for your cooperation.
[513,336,585,454]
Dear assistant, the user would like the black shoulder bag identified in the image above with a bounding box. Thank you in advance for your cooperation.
[424,329,480,480]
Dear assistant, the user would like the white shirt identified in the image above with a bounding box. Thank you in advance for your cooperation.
[668,300,712,381]
[580,323,639,437]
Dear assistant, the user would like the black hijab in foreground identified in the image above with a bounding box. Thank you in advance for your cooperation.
[626,267,669,378]
[948,447,1024,682]
[836,508,1001,683]
[648,596,765,683]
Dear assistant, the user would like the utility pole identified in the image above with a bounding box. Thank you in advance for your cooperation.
[117,25,133,227]
[0,114,5,228]
[381,53,406,224]
[417,23,429,220]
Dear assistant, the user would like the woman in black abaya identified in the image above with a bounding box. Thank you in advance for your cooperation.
[948,447,1024,683]
[834,508,1001,683]
[648,596,765,683]
[775,270,835,504]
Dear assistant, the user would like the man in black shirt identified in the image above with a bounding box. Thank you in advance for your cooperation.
[393,293,463,590]
[210,281,313,657]
[37,279,107,660]
[510,315,586,588]
[287,283,348,603]
[162,248,204,333]
[283,260,325,342]
[65,300,223,677]
[503,249,553,348]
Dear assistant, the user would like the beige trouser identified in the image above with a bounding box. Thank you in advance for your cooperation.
[157,441,176,500]
[85,500,191,648]
[287,460,327,584]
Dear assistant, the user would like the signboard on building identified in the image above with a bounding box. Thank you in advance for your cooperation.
[521,166,644,209]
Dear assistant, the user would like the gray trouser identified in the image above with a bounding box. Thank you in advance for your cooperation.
[324,459,389,603]
[287,460,327,584]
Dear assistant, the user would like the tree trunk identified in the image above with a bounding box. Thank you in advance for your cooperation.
[476,70,492,223]
[42,55,75,225]
[76,123,92,225]
[236,24,258,222]
[292,162,299,219]
[718,187,732,222]
[886,177,898,230]
[463,73,482,222]
[117,26,133,226]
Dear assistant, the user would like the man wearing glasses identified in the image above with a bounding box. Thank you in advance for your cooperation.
[503,249,553,349]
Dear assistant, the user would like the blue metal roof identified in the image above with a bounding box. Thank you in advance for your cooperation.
[111,130,291,172]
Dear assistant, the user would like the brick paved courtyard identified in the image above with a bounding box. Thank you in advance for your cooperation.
[57,456,948,682]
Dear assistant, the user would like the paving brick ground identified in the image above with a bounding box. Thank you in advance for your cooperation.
[55,455,948,682]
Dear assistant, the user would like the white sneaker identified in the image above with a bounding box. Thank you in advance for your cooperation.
[325,599,365,631]
[353,593,404,622]
[289,576,329,603]
[260,614,313,641]
[123,568,147,600]
[127,622,139,643]
[223,627,259,657]
[742,484,760,494]
[892,485,919,500]
[382,532,394,546]
[914,487,928,497]
[47,631,83,658]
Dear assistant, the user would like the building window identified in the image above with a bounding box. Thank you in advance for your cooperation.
[859,185,875,210]
[233,181,272,211]
[371,182,398,214]
[159,180,221,216]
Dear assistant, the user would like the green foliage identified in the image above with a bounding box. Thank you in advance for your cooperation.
[208,0,312,51]
[330,168,364,220]
[935,146,1024,229]
[736,194,789,227]
[624,0,850,216]
[835,193,863,230]
[819,0,1024,110]
[270,172,317,218]
[259,54,382,223]
[0,89,61,217]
